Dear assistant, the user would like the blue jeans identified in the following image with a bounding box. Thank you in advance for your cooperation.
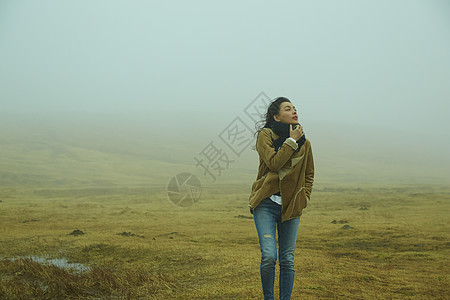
[253,197,300,300]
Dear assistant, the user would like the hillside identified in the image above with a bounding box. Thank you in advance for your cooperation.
[0,112,448,189]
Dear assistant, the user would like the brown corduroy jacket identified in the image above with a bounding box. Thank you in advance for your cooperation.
[248,127,315,222]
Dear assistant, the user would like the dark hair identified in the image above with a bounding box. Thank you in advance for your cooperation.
[251,97,291,151]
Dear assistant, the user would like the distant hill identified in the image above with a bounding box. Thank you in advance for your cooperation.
[0,112,448,189]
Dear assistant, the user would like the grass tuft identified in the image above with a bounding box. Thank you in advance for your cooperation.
[0,258,176,299]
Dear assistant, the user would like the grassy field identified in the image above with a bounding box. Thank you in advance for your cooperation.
[0,114,449,298]
[1,183,449,299]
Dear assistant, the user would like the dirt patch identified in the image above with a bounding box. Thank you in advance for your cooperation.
[69,229,85,236]
[341,225,354,230]
[22,219,39,223]
[116,232,144,238]
[331,219,348,224]
[234,214,253,219]
[153,232,178,240]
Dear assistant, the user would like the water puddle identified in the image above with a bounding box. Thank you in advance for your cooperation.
[2,256,91,273]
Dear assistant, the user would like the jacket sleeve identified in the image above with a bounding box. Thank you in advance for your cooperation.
[256,129,298,172]
[304,142,315,199]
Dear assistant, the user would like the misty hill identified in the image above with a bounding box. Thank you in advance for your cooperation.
[0,112,448,189]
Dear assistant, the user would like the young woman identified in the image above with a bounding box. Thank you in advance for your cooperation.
[248,97,315,300]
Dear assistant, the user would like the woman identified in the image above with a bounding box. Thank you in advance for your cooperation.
[248,97,314,300]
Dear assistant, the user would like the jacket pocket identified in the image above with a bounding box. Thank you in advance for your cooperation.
[294,187,308,211]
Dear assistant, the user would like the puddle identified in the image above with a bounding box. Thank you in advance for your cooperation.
[2,256,91,273]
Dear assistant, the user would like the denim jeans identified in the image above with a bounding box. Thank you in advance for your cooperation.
[253,197,300,300]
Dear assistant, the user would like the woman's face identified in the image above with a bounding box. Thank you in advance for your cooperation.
[273,102,298,124]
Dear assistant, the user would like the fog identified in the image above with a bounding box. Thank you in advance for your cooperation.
[1,0,449,187]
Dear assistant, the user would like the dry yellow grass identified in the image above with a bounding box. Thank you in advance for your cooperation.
[0,183,449,299]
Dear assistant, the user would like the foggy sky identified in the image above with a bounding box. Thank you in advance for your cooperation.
[1,0,449,140]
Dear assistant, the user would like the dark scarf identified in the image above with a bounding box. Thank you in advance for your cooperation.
[269,120,305,197]
[269,120,306,153]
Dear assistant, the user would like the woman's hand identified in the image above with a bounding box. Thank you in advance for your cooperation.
[290,124,304,141]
